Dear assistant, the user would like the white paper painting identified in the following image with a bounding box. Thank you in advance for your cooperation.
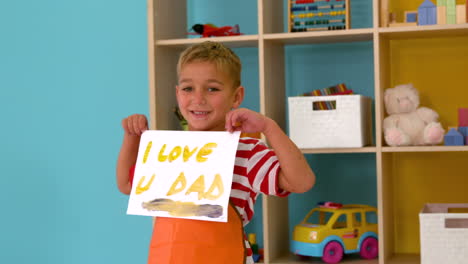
[127,130,241,222]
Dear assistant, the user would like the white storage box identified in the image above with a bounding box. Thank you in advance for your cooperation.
[288,95,372,148]
[419,203,468,264]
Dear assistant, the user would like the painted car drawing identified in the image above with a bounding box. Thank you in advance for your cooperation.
[291,202,378,263]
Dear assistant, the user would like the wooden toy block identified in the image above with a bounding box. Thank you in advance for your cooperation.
[418,0,437,25]
[458,127,468,137]
[437,6,447,24]
[456,5,466,24]
[389,22,418,27]
[444,128,464,146]
[436,0,447,24]
[459,108,468,126]
[446,0,456,24]
[405,11,418,22]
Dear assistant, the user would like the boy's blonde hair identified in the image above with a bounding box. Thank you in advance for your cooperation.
[177,41,242,87]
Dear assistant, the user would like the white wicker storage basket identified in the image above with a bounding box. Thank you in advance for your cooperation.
[288,95,372,148]
[419,203,468,264]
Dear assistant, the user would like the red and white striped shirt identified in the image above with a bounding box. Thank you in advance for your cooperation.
[231,137,290,263]
[232,137,289,224]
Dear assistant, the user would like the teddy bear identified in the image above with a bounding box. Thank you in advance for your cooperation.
[383,83,445,146]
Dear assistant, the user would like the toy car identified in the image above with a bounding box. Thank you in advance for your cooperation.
[188,23,242,38]
[290,202,378,264]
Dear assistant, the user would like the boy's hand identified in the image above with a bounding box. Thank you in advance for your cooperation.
[122,114,148,136]
[225,108,271,134]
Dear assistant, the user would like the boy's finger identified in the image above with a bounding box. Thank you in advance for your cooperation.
[225,112,233,131]
[121,118,128,131]
[132,116,142,135]
[123,118,134,135]
[127,118,136,135]
[229,114,242,131]
[138,115,148,133]
[233,121,242,131]
[125,117,134,135]
[231,111,245,127]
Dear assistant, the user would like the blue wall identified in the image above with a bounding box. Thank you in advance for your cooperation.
[0,1,151,263]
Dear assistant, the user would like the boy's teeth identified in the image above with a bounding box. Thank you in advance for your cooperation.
[193,111,207,114]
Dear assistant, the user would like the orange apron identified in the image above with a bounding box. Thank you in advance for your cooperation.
[148,203,246,264]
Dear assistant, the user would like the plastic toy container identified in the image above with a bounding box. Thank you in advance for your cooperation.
[419,203,468,264]
[288,95,372,148]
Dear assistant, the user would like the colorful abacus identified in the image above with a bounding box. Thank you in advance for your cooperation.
[289,0,350,32]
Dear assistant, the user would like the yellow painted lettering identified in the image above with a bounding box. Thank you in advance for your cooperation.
[185,175,206,200]
[158,144,168,162]
[196,143,217,162]
[166,172,186,196]
[183,146,198,162]
[204,174,224,200]
[135,174,155,195]
[143,141,152,164]
[168,146,182,162]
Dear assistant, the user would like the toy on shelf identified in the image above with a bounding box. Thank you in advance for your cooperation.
[384,0,420,27]
[459,108,468,144]
[188,23,242,38]
[434,0,468,24]
[445,108,468,145]
[405,10,419,23]
[459,127,468,144]
[383,0,468,27]
[456,4,467,23]
[248,233,262,262]
[288,0,350,32]
[383,83,445,147]
[302,83,353,110]
[418,0,437,25]
[446,0,456,24]
[291,202,378,264]
[388,14,418,27]
[302,83,353,97]
[388,8,419,27]
[437,0,447,24]
[444,128,464,146]
[318,201,343,209]
[459,108,468,126]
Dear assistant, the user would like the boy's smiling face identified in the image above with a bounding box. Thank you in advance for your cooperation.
[176,61,244,131]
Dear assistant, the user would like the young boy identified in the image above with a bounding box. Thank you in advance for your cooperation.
[116,41,315,264]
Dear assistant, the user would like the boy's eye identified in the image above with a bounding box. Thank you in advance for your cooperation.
[182,87,193,92]
[208,87,220,92]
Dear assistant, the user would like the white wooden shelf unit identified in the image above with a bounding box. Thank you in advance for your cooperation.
[147,1,468,264]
